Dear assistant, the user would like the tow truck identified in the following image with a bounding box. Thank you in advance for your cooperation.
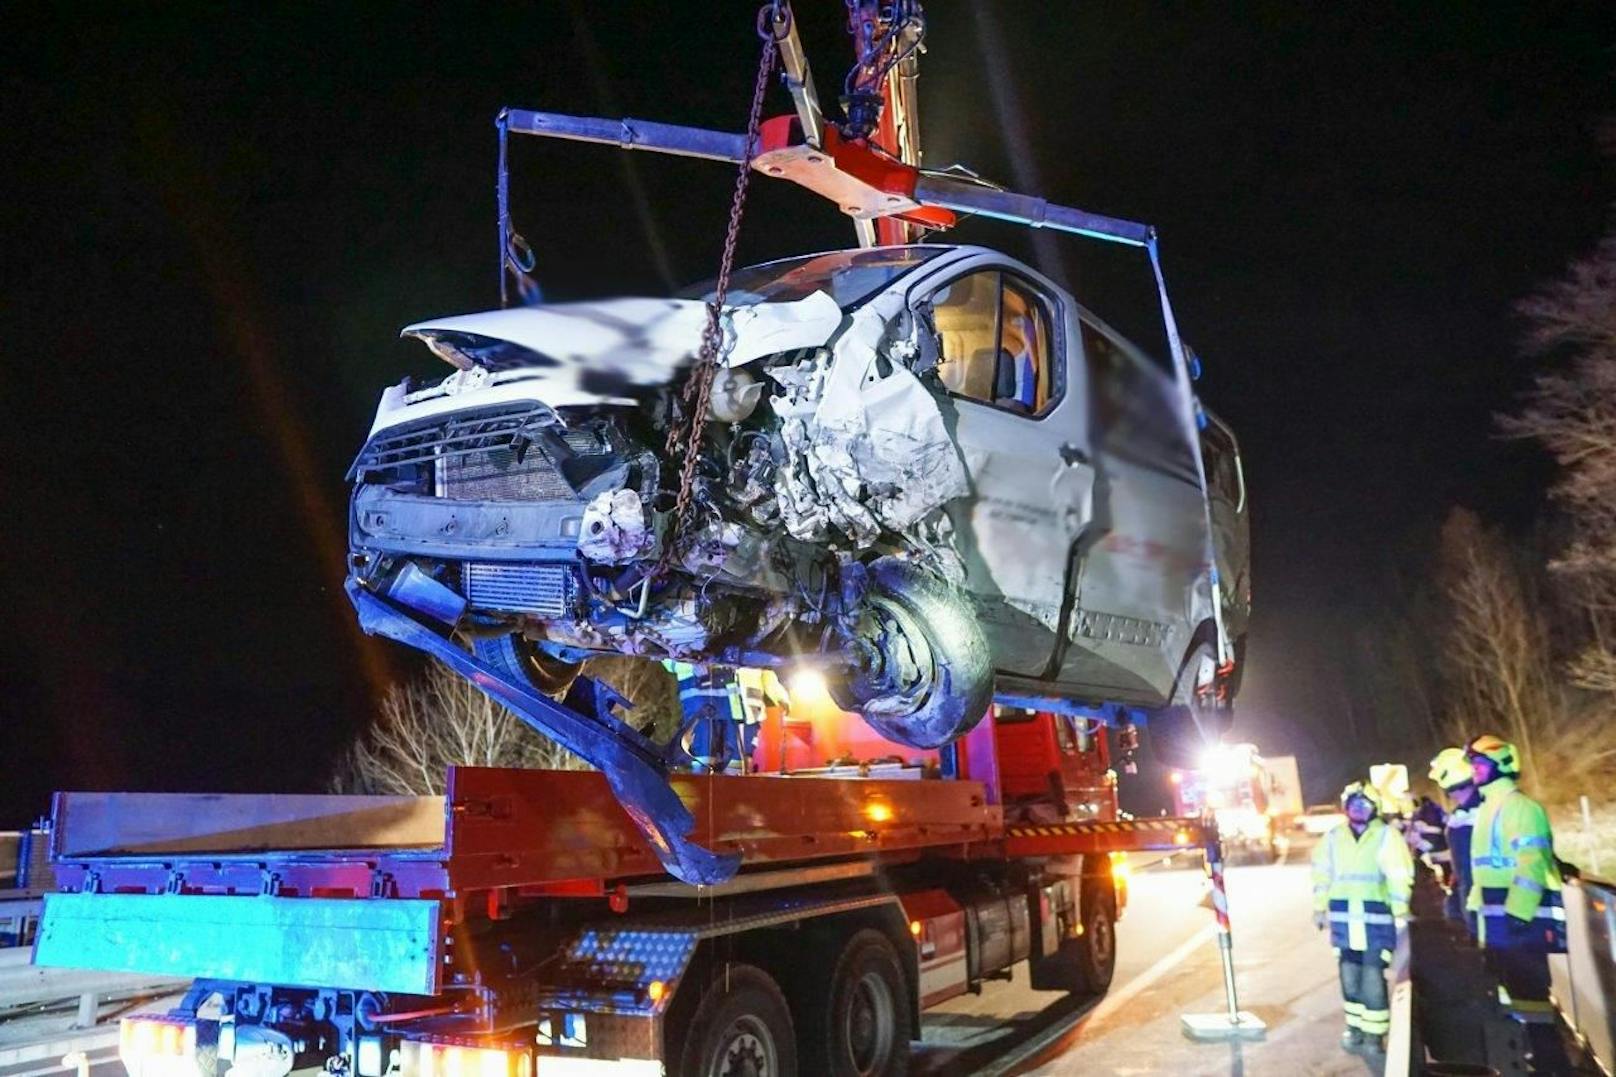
[35,703,1215,1076]
[31,4,1252,1074]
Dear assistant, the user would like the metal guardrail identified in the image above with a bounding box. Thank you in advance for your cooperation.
[0,947,186,1024]
[1551,876,1616,1073]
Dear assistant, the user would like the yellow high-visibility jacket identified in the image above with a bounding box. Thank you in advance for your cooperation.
[1312,818,1414,956]
[1466,777,1566,951]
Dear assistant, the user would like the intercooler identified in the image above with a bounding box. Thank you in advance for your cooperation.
[461,562,573,617]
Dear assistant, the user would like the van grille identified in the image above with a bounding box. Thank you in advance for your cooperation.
[351,405,616,503]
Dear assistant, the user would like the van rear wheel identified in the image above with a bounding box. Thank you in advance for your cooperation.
[1144,640,1228,768]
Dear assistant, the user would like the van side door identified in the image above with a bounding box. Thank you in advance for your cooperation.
[1059,316,1206,700]
[915,262,1094,677]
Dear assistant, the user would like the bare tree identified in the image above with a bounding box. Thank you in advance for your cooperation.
[333,653,683,795]
[1436,509,1554,779]
[1504,232,1616,692]
[1436,508,1616,803]
[333,659,584,795]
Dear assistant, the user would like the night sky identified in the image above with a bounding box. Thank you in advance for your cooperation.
[3,5,1612,823]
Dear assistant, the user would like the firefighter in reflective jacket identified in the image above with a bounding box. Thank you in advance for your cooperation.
[1429,746,1482,932]
[1312,781,1414,1052]
[1465,735,1570,1069]
[669,662,753,772]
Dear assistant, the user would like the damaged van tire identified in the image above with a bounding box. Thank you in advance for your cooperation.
[830,558,992,749]
[1144,640,1229,769]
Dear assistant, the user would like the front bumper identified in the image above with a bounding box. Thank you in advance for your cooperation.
[351,486,585,562]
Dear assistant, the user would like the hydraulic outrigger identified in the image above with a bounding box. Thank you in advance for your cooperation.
[350,0,1232,886]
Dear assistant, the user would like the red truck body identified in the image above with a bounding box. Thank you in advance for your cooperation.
[35,708,1209,1076]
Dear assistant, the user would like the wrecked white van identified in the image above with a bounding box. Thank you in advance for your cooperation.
[347,244,1250,750]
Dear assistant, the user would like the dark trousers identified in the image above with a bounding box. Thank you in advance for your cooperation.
[1486,947,1571,1073]
[1338,950,1390,1036]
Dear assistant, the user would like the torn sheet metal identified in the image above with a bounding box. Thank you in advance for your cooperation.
[348,580,739,885]
[767,302,969,547]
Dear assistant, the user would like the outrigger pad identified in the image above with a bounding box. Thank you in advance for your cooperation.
[347,581,741,886]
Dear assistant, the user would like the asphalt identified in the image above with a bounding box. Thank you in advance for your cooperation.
[916,842,1384,1076]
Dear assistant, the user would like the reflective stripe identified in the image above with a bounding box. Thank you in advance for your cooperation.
[1511,875,1545,893]
[1511,834,1551,850]
[1330,911,1395,924]
[1336,873,1383,883]
[1474,855,1511,867]
[1480,903,1566,922]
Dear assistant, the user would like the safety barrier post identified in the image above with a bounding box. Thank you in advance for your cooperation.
[1181,815,1266,1041]
[72,990,97,1029]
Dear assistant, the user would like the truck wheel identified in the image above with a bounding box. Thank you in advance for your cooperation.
[1031,880,1117,995]
[471,634,580,696]
[830,558,992,750]
[675,963,798,1077]
[1073,880,1118,994]
[800,929,912,1077]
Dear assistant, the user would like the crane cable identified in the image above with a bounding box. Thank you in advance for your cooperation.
[657,6,781,577]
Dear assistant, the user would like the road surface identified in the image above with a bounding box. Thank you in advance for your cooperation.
[917,840,1382,1076]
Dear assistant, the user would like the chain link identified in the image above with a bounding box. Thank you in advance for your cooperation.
[656,11,779,576]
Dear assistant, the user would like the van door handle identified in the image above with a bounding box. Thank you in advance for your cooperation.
[1059,442,1090,467]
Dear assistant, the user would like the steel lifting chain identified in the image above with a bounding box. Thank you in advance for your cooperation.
[655,7,780,577]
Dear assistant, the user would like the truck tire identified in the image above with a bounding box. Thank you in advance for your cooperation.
[674,963,798,1077]
[798,929,912,1077]
[1073,879,1118,994]
[1030,879,1117,996]
[471,634,580,696]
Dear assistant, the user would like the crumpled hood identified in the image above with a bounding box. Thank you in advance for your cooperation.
[401,290,846,386]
